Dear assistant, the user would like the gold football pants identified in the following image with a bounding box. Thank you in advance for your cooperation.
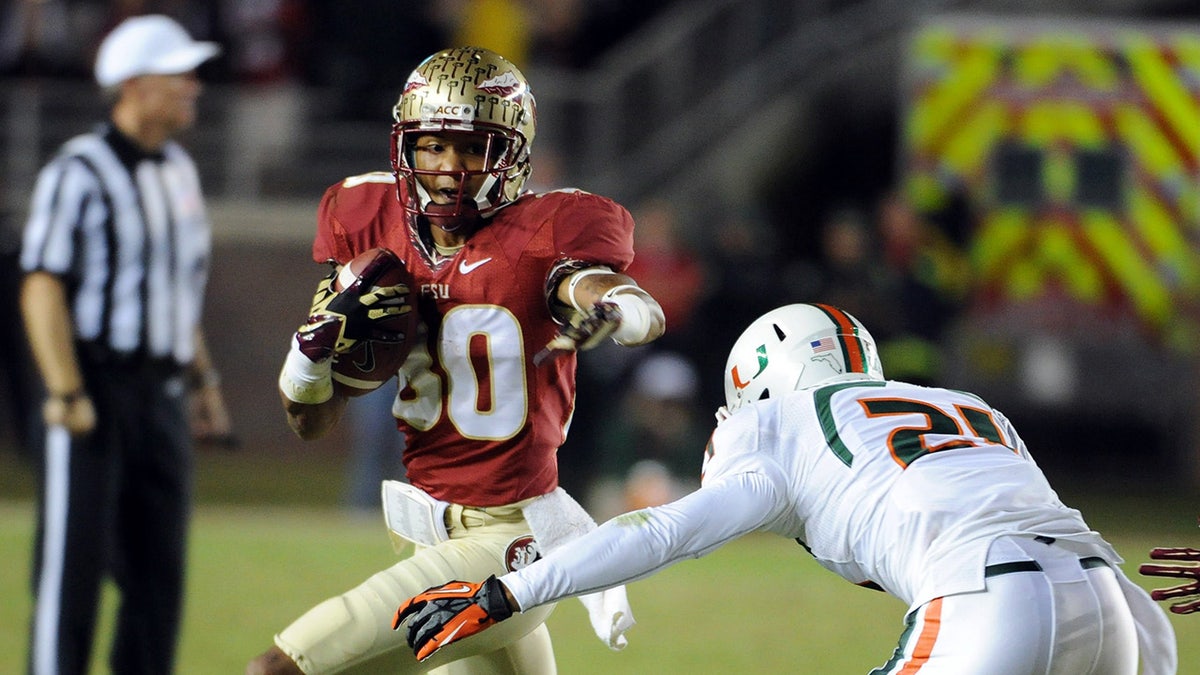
[275,501,557,674]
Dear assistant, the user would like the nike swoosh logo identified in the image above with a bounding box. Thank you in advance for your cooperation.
[421,616,470,661]
[352,343,375,372]
[444,620,470,641]
[458,257,493,274]
[432,584,473,594]
[423,619,471,658]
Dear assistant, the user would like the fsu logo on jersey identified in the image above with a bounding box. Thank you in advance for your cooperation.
[505,535,542,572]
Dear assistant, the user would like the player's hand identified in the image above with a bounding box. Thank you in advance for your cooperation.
[1139,547,1200,614]
[534,302,621,365]
[392,576,515,661]
[294,263,410,363]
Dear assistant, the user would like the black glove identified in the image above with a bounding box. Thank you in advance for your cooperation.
[392,575,515,661]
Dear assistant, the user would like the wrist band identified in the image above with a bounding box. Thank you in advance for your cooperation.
[279,339,334,404]
[600,285,660,346]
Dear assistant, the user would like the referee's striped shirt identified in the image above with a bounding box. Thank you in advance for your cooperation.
[20,123,212,368]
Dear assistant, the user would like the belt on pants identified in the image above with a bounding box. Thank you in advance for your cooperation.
[985,556,1109,578]
[443,501,530,530]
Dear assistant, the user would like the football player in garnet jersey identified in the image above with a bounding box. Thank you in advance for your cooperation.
[249,47,664,674]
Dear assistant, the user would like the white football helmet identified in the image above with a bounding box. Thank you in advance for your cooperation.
[723,304,884,413]
[390,46,536,219]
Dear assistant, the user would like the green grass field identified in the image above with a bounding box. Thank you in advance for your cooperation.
[1,496,1196,674]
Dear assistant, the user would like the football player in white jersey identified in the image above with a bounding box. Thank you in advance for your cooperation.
[394,303,1177,674]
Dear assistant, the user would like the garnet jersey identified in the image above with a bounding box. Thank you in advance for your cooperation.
[312,172,635,505]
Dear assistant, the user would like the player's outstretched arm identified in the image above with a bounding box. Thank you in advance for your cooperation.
[392,576,516,661]
[1139,547,1200,614]
[392,471,780,663]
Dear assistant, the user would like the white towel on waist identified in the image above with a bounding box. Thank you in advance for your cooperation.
[522,487,636,650]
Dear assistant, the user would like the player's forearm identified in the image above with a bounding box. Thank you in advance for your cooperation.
[280,391,347,440]
[278,331,347,439]
[500,514,675,611]
[501,475,775,611]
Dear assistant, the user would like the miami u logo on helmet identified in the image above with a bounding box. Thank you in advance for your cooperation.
[730,344,768,391]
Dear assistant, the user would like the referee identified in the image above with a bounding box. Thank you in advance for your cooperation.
[18,16,231,675]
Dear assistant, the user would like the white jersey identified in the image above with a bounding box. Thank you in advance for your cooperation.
[706,379,1118,606]
[502,379,1116,609]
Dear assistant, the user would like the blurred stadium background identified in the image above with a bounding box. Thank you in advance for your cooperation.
[0,0,1198,670]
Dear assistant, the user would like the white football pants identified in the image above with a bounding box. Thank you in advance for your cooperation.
[871,535,1139,674]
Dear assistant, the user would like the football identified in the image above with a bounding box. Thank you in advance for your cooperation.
[332,339,415,395]
[330,247,421,395]
[331,247,413,334]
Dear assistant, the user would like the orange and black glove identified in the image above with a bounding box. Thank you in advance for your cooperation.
[1139,547,1200,614]
[392,575,515,661]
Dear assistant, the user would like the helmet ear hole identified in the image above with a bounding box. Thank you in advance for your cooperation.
[757,389,770,401]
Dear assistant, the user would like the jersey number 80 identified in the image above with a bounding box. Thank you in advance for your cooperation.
[395,305,528,441]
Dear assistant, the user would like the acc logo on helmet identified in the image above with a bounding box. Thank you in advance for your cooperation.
[421,103,473,122]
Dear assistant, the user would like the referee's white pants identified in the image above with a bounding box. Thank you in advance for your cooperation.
[871,535,1139,675]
